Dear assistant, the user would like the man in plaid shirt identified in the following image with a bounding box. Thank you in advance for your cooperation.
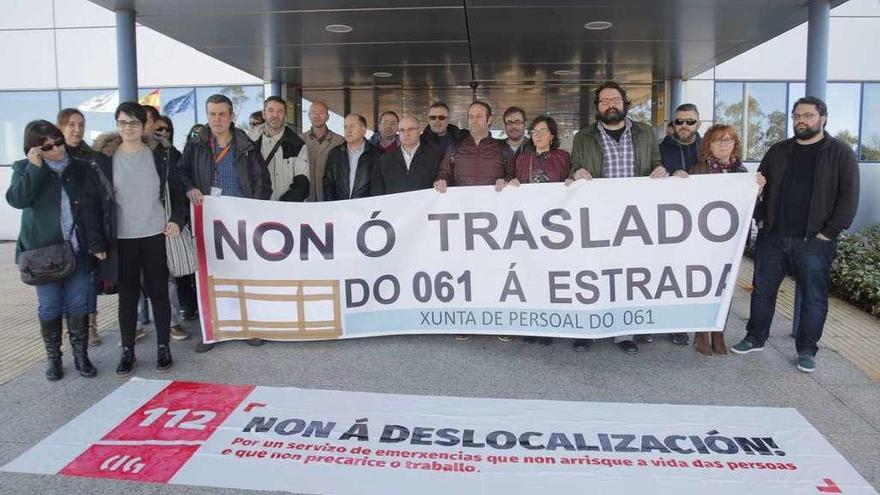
[568,81,668,355]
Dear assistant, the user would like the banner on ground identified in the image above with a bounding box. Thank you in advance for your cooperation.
[193,174,759,343]
[3,378,876,494]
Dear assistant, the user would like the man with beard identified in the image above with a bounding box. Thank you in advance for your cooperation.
[502,106,528,158]
[732,96,859,374]
[659,103,701,176]
[568,81,666,354]
[658,103,701,347]
[256,96,310,202]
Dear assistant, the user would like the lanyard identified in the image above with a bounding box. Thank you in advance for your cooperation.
[212,136,232,164]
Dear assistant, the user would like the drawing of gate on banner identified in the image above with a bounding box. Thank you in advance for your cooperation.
[205,277,343,340]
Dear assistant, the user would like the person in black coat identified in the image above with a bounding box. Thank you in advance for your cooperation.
[323,114,382,200]
[372,116,442,195]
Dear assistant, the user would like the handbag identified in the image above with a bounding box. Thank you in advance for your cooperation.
[163,155,198,277]
[18,238,76,286]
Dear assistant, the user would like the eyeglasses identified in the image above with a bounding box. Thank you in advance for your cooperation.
[155,127,170,133]
[504,120,525,126]
[791,112,819,121]
[674,118,698,126]
[531,128,551,136]
[428,115,448,121]
[40,138,65,152]
[598,97,624,106]
[117,120,142,129]
[249,121,263,127]
[711,137,735,145]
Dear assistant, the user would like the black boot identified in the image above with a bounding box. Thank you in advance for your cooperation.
[39,318,63,381]
[67,315,97,377]
[116,347,136,376]
[157,344,173,372]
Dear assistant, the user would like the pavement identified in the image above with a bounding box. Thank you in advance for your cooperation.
[0,241,878,494]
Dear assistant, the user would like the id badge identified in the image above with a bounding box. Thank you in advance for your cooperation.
[210,187,222,197]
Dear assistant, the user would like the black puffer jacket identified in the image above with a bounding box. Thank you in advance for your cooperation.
[420,123,469,154]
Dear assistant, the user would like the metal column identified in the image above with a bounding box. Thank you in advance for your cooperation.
[805,0,830,100]
[669,79,683,118]
[115,9,138,102]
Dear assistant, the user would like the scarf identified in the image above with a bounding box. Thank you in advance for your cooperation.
[45,153,79,252]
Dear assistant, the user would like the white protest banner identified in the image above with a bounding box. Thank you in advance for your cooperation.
[3,378,876,494]
[192,174,758,343]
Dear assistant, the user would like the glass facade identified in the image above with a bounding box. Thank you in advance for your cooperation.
[716,81,878,162]
[0,85,264,164]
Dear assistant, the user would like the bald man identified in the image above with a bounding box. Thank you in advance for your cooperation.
[300,101,345,201]
[371,115,443,195]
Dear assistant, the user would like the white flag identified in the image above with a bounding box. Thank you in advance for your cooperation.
[77,90,119,113]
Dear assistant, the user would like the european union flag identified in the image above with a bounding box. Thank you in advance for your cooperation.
[163,90,195,117]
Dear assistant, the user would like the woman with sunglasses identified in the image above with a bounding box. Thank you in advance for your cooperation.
[505,116,571,345]
[81,101,187,376]
[6,120,97,381]
[689,124,766,355]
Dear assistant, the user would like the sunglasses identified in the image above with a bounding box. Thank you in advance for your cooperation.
[40,138,65,152]
[674,118,698,126]
[428,115,448,121]
[156,126,170,133]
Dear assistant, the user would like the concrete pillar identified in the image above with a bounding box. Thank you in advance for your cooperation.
[266,81,282,98]
[115,9,138,102]
[805,0,830,100]
[669,78,683,119]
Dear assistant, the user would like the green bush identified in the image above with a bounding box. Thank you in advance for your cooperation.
[830,224,880,316]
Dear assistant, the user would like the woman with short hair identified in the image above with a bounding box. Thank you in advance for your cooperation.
[81,101,187,376]
[6,120,97,381]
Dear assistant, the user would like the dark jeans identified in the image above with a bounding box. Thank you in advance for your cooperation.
[36,252,91,320]
[746,231,836,356]
[118,234,170,348]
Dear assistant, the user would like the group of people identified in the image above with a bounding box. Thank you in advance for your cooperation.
[7,79,859,382]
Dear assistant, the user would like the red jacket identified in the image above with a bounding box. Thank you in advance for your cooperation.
[436,136,515,186]
[514,149,571,183]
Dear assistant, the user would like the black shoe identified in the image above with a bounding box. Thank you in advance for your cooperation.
[157,344,173,372]
[67,316,97,378]
[636,334,654,343]
[116,348,136,376]
[245,338,264,347]
[195,340,215,353]
[617,340,639,353]
[39,318,64,381]
[670,333,689,346]
[572,339,593,352]
[180,309,198,321]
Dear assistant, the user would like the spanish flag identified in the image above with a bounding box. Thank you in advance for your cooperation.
[139,89,161,111]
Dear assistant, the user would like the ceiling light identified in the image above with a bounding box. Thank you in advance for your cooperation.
[553,69,578,76]
[372,72,393,78]
[584,21,613,30]
[325,24,353,33]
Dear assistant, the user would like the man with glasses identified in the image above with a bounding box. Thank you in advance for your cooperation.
[732,96,859,374]
[658,103,701,347]
[568,81,666,354]
[502,106,528,158]
[372,115,442,195]
[660,103,701,177]
[420,101,469,154]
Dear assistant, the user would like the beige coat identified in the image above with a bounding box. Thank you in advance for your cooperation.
[300,128,345,201]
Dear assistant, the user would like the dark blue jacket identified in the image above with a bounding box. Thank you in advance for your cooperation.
[659,134,701,173]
